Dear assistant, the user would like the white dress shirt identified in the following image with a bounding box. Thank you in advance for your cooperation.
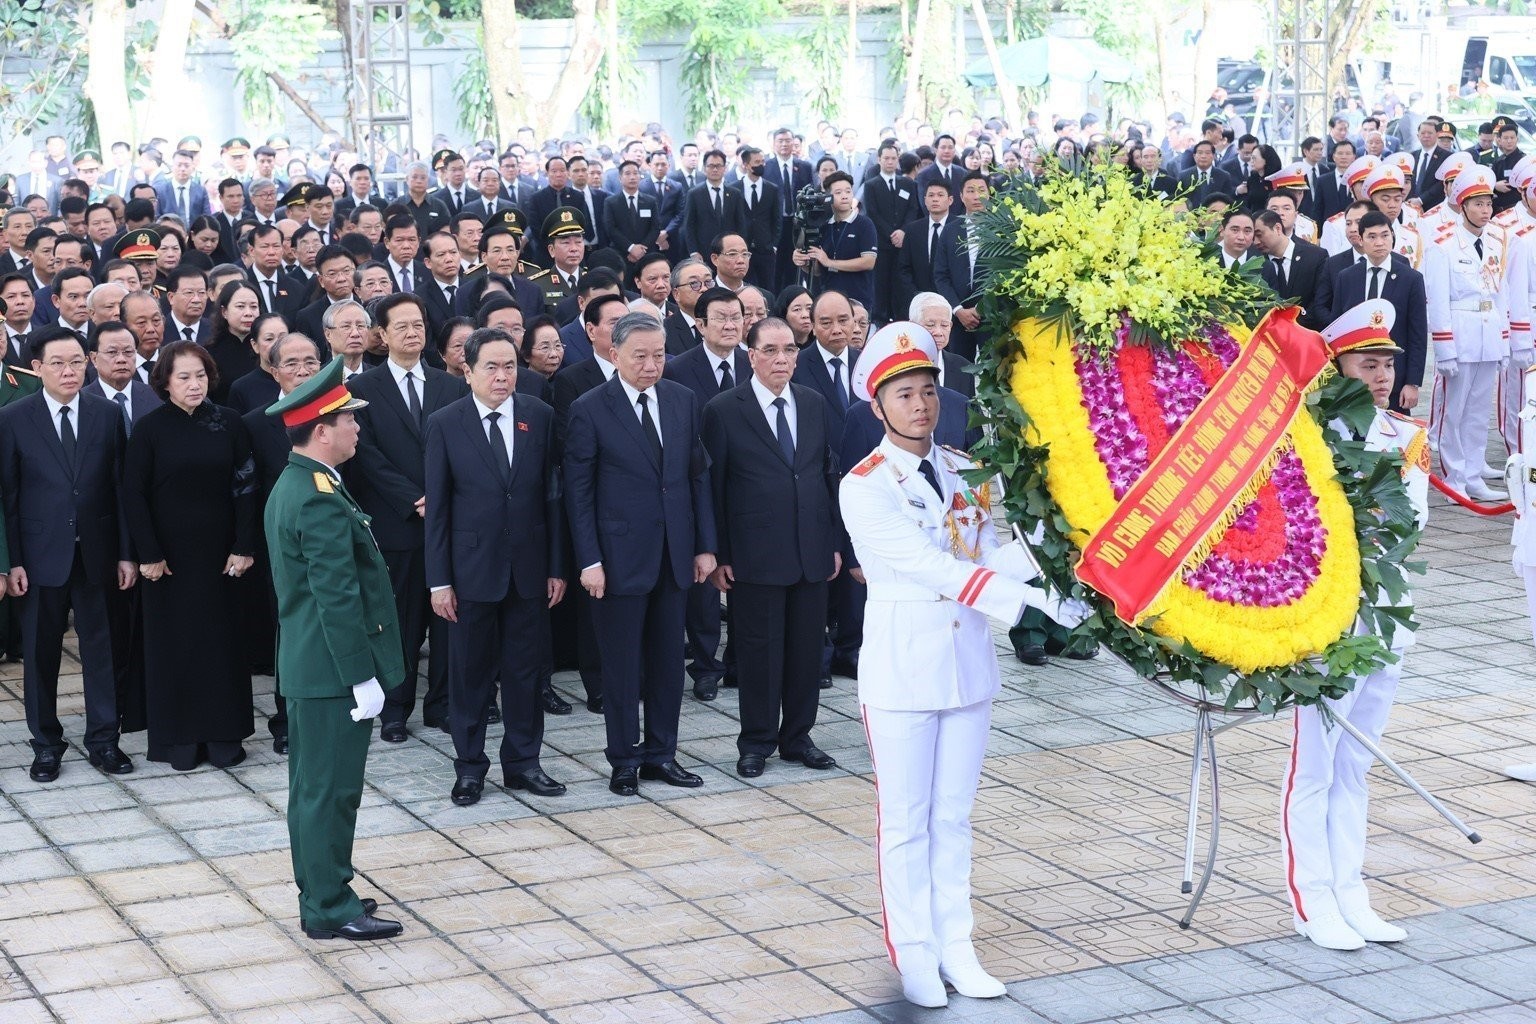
[169,315,199,342]
[42,390,81,441]
[387,359,424,407]
[617,376,662,446]
[472,393,515,463]
[594,354,617,381]
[817,342,852,398]
[750,375,797,445]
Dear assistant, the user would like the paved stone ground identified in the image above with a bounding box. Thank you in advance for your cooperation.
[3,470,1535,1023]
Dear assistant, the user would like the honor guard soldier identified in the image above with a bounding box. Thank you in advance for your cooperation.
[1503,386,1536,782]
[1417,151,1475,244]
[839,322,1089,1009]
[1501,159,1536,449]
[1265,163,1319,243]
[526,208,589,316]
[1320,156,1379,255]
[1360,164,1423,268]
[1424,165,1511,501]
[1382,152,1422,230]
[1493,155,1536,233]
[264,358,404,942]
[112,228,164,295]
[1283,299,1430,951]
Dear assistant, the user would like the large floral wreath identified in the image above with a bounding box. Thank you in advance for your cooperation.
[969,170,1423,710]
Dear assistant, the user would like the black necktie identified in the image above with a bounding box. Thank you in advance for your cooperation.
[446,284,456,307]
[918,458,942,498]
[1475,237,1484,260]
[485,411,511,485]
[1368,266,1381,299]
[717,358,733,392]
[773,396,794,461]
[712,187,721,216]
[1271,256,1287,288]
[114,392,131,438]
[751,182,759,208]
[829,356,848,409]
[628,194,637,217]
[263,278,276,309]
[17,258,29,274]
[59,406,76,470]
[182,326,194,341]
[404,369,422,427]
[637,392,662,463]
[930,221,941,260]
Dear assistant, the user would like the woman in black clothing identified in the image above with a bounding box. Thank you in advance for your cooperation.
[203,280,262,405]
[1236,144,1282,213]
[123,341,259,771]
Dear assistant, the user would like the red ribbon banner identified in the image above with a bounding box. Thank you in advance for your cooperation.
[1076,307,1333,624]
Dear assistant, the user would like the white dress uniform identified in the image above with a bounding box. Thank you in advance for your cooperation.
[1282,300,1430,950]
[1493,162,1536,451]
[838,322,1083,1008]
[1320,157,1380,257]
[1423,166,1511,499]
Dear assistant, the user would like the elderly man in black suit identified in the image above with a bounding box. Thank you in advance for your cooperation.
[1323,210,1428,414]
[345,293,469,741]
[426,326,567,807]
[663,287,751,702]
[909,292,976,399]
[564,312,717,797]
[413,230,463,338]
[703,316,841,777]
[0,326,137,782]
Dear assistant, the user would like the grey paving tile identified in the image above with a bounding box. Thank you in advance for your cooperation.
[1106,1009,1224,1024]
[1200,985,1390,1024]
[1436,945,1536,1001]
[61,833,195,872]
[1122,948,1295,1002]
[1430,1006,1536,1024]
[1237,934,1417,982]
[1470,897,1536,941]
[1320,964,1503,1020]
[1005,968,1179,1024]
[1396,908,1531,962]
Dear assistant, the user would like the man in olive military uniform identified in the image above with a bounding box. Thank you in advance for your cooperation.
[264,357,404,942]
[112,228,165,296]
[525,208,588,316]
[0,298,41,407]
[0,297,39,661]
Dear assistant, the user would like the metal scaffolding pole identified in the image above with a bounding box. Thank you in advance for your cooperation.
[1268,0,1334,150]
[349,0,414,193]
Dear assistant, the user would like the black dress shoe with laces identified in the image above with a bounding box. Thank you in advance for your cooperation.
[88,746,134,775]
[379,722,408,743]
[539,688,571,715]
[303,912,403,941]
[782,746,837,770]
[609,765,639,796]
[638,760,703,788]
[505,769,566,797]
[272,734,289,755]
[693,681,718,702]
[736,753,766,778]
[450,777,484,806]
[29,750,62,783]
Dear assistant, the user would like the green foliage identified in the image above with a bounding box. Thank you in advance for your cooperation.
[453,37,498,139]
[0,0,89,141]
[784,1,846,123]
[431,0,575,16]
[227,0,338,127]
[621,0,782,131]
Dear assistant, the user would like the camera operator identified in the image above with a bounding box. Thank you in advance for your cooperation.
[791,171,877,314]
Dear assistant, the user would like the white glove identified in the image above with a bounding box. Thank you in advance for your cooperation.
[350,677,385,722]
[1514,350,1536,371]
[1030,588,1094,629]
[1436,358,1459,379]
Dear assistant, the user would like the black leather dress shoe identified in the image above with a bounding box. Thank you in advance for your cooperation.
[782,746,837,770]
[272,734,289,755]
[829,656,859,679]
[379,722,408,743]
[736,753,766,778]
[539,688,572,715]
[1014,644,1048,666]
[609,766,639,796]
[88,746,134,775]
[29,751,62,783]
[639,760,703,788]
[506,769,566,797]
[303,912,403,941]
[692,681,718,702]
[420,713,450,733]
[486,701,501,724]
[361,898,378,915]
[818,674,833,689]
[586,696,605,714]
[450,777,484,806]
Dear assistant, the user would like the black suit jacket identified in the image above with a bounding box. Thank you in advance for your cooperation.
[526,185,582,254]
[682,182,748,260]
[1326,258,1428,387]
[414,275,460,338]
[861,175,919,244]
[226,368,280,416]
[462,195,517,222]
[791,344,858,434]
[424,394,563,603]
[737,178,780,258]
[603,191,661,257]
[1258,240,1329,329]
[563,376,716,594]
[1311,169,1353,221]
[702,382,840,584]
[87,379,162,429]
[896,216,948,303]
[248,269,305,322]
[762,157,814,218]
[664,311,702,357]
[295,297,336,349]
[640,176,684,244]
[550,356,608,450]
[1177,166,1236,208]
[940,350,975,399]
[0,392,130,586]
[344,363,469,551]
[242,403,291,506]
[915,163,965,213]
[663,343,750,402]
[933,216,982,355]
[1409,147,1451,209]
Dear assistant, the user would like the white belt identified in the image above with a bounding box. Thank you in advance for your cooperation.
[1449,300,1495,312]
[866,582,946,603]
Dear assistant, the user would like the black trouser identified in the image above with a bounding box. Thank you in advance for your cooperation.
[448,593,547,780]
[380,546,447,726]
[734,579,826,757]
[826,570,864,667]
[102,575,146,733]
[21,548,119,755]
[872,246,901,324]
[590,574,686,768]
[684,580,724,685]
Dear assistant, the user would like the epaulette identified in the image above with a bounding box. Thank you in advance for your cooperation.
[849,451,885,477]
[525,267,552,282]
[1385,410,1427,428]
[312,471,335,494]
[7,364,37,378]
[940,444,978,466]
[463,262,486,278]
[1325,210,1344,225]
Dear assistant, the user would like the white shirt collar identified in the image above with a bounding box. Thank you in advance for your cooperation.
[471,394,513,420]
[617,375,657,408]
[169,315,197,337]
[42,389,80,421]
[387,358,422,384]
[816,341,849,367]
[594,353,617,380]
[750,375,791,412]
[97,378,130,400]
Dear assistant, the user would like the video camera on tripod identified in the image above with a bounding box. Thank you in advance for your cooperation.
[793,183,835,290]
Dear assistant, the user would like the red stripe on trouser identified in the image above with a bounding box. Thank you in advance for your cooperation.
[860,704,902,971]
[1281,710,1308,920]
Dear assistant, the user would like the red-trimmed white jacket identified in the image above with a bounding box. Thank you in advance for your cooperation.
[1423,223,1511,364]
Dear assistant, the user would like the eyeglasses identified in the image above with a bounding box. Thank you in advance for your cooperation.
[719,250,750,259]
[277,358,322,371]
[332,322,370,334]
[705,313,744,325]
[42,358,87,371]
[679,279,711,291]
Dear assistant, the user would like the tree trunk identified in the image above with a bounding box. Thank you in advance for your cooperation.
[483,0,529,141]
[1328,0,1376,98]
[1190,0,1218,122]
[538,0,604,140]
[84,0,132,149]
[845,1,859,122]
[601,0,619,138]
[143,0,197,140]
[903,0,930,119]
[1151,6,1173,120]
[969,0,1020,129]
[192,0,339,135]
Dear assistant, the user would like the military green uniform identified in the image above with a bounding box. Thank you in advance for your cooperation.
[524,265,574,316]
[0,364,39,654]
[265,449,402,930]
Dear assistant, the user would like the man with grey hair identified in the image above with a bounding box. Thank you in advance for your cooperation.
[87,282,131,327]
[248,177,281,226]
[665,257,713,354]
[908,291,975,399]
[564,311,717,797]
[322,298,371,380]
[400,160,449,237]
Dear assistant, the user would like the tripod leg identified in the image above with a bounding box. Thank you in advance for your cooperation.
[1181,707,1207,894]
[1180,713,1223,929]
[1330,713,1482,843]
